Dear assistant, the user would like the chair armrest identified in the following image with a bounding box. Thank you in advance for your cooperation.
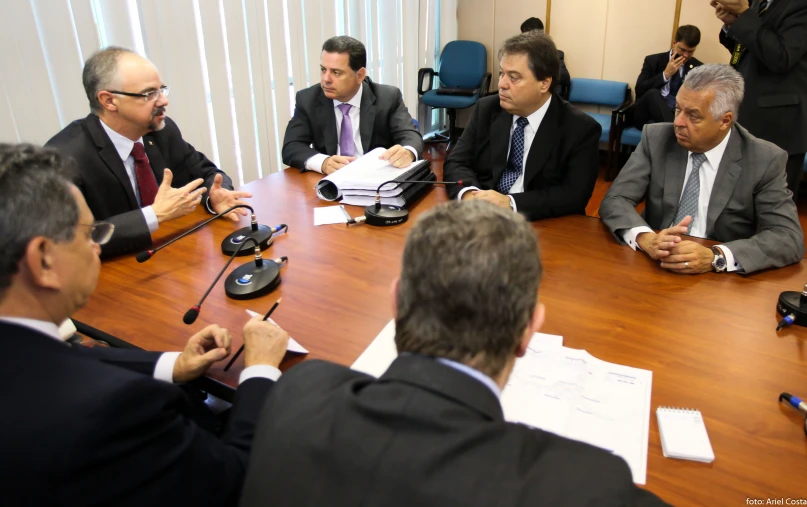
[418,68,436,96]
[480,72,492,97]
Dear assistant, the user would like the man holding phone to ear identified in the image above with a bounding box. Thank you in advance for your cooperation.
[633,25,703,130]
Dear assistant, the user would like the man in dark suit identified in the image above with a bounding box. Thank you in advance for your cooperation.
[239,200,667,507]
[0,143,290,507]
[600,64,804,274]
[46,47,251,257]
[633,25,703,130]
[443,31,601,221]
[520,17,571,95]
[282,36,423,174]
[713,0,807,201]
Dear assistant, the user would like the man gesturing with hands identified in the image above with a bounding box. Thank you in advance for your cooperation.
[47,46,251,257]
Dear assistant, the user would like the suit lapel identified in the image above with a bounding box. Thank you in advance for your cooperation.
[522,97,560,189]
[141,135,167,185]
[489,108,514,186]
[662,142,689,228]
[359,81,376,154]
[316,90,338,156]
[706,128,743,236]
[85,115,138,208]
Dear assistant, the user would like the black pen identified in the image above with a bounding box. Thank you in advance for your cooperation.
[223,298,282,372]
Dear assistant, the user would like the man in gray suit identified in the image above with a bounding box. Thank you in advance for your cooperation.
[282,36,423,174]
[600,64,804,274]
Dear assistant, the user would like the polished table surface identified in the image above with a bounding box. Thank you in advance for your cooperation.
[74,167,807,505]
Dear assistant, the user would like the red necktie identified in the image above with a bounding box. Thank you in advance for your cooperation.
[131,142,158,206]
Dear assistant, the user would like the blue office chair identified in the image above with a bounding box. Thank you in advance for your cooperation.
[418,40,491,152]
[567,78,631,180]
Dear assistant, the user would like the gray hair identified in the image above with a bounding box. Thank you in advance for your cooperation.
[0,144,78,291]
[682,63,744,122]
[83,46,135,114]
[394,200,542,378]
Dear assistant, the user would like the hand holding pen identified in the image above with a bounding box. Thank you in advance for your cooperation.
[225,298,289,372]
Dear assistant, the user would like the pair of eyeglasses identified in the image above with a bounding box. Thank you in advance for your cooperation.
[107,85,170,102]
[79,221,115,245]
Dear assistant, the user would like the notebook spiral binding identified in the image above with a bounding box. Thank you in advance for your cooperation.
[657,407,699,414]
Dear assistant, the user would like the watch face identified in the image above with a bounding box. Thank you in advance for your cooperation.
[715,256,727,270]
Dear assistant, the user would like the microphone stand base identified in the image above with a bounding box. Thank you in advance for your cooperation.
[777,291,807,327]
[364,204,409,226]
[221,225,274,256]
[224,261,282,300]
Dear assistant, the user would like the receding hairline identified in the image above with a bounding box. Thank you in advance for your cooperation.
[109,52,162,93]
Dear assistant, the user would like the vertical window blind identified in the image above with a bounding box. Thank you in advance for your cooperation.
[0,0,454,186]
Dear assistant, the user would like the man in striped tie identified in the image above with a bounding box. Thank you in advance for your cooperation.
[599,64,804,275]
[47,47,251,257]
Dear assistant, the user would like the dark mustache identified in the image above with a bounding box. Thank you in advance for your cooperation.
[152,108,166,117]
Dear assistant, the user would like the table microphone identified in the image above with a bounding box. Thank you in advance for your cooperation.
[346,179,464,227]
[183,235,287,324]
[136,204,255,262]
[776,283,807,331]
[221,214,288,256]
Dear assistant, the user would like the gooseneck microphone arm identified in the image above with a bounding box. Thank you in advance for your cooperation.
[183,236,260,325]
[136,204,256,263]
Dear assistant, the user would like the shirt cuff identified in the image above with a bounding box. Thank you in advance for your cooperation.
[239,364,282,384]
[153,351,181,383]
[662,73,670,83]
[142,206,159,234]
[720,245,743,273]
[305,154,328,173]
[508,195,517,212]
[623,226,654,250]
[403,146,418,162]
[204,196,215,214]
[457,186,480,201]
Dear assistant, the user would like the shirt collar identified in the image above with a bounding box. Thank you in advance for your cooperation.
[691,128,732,172]
[333,83,363,110]
[0,317,62,341]
[513,94,552,132]
[435,357,502,399]
[99,119,144,163]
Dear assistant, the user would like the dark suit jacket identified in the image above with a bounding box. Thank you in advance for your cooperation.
[599,123,805,273]
[635,51,703,99]
[45,114,232,257]
[240,355,668,507]
[282,79,424,170]
[719,0,807,154]
[443,94,601,221]
[0,321,272,507]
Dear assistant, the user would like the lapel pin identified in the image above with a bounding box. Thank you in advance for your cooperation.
[148,140,153,146]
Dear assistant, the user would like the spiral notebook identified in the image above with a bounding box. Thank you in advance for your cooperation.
[656,407,715,463]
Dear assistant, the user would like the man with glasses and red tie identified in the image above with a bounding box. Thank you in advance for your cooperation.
[46,47,250,257]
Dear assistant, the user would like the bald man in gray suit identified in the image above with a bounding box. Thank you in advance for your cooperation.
[600,64,803,274]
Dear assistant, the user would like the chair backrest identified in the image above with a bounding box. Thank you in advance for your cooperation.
[568,78,628,108]
[438,40,487,89]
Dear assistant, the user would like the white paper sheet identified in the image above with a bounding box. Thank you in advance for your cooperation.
[314,205,350,226]
[245,310,309,354]
[315,148,423,200]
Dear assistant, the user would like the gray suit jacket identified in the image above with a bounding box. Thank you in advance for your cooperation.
[599,123,804,273]
[282,79,423,170]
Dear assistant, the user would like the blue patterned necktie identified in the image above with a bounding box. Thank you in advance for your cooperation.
[758,0,768,14]
[672,153,708,234]
[496,117,530,194]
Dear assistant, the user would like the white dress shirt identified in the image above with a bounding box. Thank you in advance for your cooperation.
[622,129,742,272]
[457,95,553,211]
[304,85,418,173]
[99,120,160,234]
[2,316,280,384]
[660,49,685,98]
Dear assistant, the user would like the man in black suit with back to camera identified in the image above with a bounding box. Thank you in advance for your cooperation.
[239,200,668,507]
[47,47,251,257]
[282,36,423,175]
[443,31,601,221]
[633,25,703,130]
[0,143,289,507]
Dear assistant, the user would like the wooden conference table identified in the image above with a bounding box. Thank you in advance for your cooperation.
[73,167,807,504]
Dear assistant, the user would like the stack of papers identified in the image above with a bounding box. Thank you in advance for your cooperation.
[315,148,429,207]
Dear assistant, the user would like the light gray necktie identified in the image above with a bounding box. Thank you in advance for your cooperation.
[672,153,707,234]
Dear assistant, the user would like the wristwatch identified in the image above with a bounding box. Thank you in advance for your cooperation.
[711,246,727,272]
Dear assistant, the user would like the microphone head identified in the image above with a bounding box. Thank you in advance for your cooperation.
[136,250,153,263]
[183,306,200,325]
